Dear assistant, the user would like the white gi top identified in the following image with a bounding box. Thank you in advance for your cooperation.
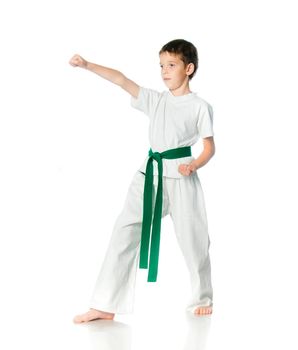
[130,86,214,179]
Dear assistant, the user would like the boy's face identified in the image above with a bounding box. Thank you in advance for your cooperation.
[159,51,194,90]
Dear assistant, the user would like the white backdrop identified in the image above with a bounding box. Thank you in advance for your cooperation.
[1,0,298,349]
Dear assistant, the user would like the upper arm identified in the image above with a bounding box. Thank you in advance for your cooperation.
[119,75,140,98]
[197,102,214,138]
[129,85,162,118]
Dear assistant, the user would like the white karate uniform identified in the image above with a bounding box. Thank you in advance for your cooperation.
[89,87,214,314]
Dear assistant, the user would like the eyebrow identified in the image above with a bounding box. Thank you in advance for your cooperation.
[159,61,177,64]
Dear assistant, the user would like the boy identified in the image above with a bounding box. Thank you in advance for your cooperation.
[70,39,215,323]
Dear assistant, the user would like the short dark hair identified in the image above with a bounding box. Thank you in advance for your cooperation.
[159,39,199,80]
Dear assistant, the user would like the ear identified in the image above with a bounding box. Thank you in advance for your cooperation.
[186,63,195,76]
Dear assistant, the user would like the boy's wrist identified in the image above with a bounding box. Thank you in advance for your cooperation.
[84,61,91,70]
[192,160,200,170]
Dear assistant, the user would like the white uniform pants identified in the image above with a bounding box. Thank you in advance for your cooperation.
[89,170,213,314]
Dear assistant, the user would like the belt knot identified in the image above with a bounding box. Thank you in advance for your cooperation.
[148,148,161,161]
[151,152,161,162]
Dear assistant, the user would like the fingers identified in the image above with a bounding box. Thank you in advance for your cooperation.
[69,54,78,66]
[178,164,192,176]
[69,54,81,67]
[179,164,196,176]
[69,54,86,68]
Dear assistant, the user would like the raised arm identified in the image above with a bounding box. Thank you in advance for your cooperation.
[69,54,140,98]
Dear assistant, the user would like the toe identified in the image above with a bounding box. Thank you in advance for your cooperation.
[194,306,213,316]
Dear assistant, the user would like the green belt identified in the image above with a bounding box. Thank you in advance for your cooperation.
[139,146,192,282]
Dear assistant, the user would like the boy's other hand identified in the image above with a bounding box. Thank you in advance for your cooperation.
[69,54,88,68]
[178,162,197,176]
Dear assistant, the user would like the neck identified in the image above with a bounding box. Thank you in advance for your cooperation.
[169,87,192,96]
[169,80,191,96]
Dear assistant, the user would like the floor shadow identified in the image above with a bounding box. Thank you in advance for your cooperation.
[80,313,211,350]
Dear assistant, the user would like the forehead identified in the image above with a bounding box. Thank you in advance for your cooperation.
[159,51,183,63]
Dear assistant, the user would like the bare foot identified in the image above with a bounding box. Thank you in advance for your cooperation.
[194,306,213,316]
[73,308,115,323]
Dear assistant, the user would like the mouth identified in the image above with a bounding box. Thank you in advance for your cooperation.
[164,78,171,81]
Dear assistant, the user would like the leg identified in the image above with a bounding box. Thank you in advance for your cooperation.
[73,171,146,323]
[73,171,171,323]
[88,170,147,314]
[167,173,213,315]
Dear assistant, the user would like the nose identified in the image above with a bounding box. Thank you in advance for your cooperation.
[161,66,168,75]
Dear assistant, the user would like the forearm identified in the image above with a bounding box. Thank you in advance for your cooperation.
[193,146,215,170]
[84,61,124,86]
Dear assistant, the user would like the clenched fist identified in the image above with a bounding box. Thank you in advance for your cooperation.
[178,162,198,176]
[69,54,88,68]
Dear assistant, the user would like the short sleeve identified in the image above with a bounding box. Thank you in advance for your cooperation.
[197,102,214,138]
[130,86,161,118]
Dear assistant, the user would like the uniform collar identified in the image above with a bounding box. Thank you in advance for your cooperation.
[167,90,196,102]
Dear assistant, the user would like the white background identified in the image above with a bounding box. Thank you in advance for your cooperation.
[1,0,298,349]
